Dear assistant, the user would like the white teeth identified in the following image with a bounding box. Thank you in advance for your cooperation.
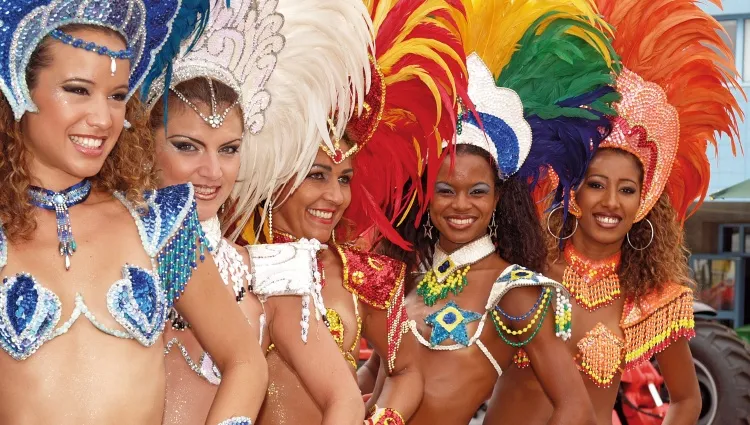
[308,209,333,219]
[194,186,218,195]
[595,215,621,225]
[70,136,103,148]
[448,218,474,225]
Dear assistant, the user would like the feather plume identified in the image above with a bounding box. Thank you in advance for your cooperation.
[231,0,373,242]
[342,0,469,249]
[467,0,619,215]
[596,0,744,221]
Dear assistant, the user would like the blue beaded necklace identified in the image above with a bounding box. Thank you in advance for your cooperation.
[28,180,92,270]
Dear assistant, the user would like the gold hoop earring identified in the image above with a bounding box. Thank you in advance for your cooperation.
[546,205,578,240]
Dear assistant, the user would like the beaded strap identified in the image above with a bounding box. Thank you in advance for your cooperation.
[217,417,253,425]
[0,225,7,271]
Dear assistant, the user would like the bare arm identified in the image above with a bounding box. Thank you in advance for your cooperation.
[361,305,423,421]
[267,296,365,425]
[655,339,701,425]
[357,351,381,394]
[175,257,268,425]
[497,286,596,425]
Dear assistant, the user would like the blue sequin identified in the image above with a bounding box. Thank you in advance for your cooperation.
[0,273,61,360]
[465,112,520,178]
[0,184,205,360]
[107,265,167,346]
[0,0,187,120]
[438,260,451,274]
[424,301,482,347]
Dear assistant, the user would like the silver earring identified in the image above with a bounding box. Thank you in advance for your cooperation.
[546,205,578,240]
[423,211,434,240]
[627,218,654,251]
[123,119,132,130]
[489,211,498,239]
[267,200,274,242]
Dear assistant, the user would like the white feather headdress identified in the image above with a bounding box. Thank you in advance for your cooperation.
[144,0,372,241]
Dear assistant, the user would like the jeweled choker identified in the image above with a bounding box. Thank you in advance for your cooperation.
[28,180,92,270]
[417,234,496,306]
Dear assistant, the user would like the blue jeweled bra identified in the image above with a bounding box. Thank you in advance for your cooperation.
[0,184,207,361]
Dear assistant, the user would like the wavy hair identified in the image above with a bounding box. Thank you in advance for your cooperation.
[378,144,548,273]
[0,24,155,241]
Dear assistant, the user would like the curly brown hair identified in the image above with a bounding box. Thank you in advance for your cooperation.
[546,192,693,300]
[0,24,156,242]
[378,144,548,273]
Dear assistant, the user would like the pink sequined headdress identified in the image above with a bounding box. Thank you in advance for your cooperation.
[572,0,744,223]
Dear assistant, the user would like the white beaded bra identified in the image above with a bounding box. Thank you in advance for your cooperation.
[0,184,206,361]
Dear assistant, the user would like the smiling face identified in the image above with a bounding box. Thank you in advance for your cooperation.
[272,145,353,244]
[22,27,130,190]
[429,150,499,253]
[572,148,643,255]
[154,98,243,221]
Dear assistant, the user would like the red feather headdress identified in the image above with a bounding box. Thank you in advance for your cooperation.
[338,0,470,249]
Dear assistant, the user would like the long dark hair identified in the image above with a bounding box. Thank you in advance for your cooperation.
[378,144,547,273]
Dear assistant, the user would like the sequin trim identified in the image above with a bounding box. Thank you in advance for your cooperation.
[165,337,222,385]
[366,407,405,425]
[336,243,404,309]
[216,417,253,425]
[621,284,695,369]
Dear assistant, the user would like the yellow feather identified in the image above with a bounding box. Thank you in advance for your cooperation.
[468,0,612,76]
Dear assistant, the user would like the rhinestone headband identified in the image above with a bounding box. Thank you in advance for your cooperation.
[170,78,240,129]
[143,0,284,136]
[49,29,134,76]
[321,118,359,164]
[0,0,193,121]
[455,53,533,180]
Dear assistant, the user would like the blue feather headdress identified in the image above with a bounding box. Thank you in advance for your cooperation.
[0,0,210,121]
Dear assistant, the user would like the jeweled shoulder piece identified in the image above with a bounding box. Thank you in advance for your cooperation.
[621,283,695,369]
[247,239,325,343]
[202,216,250,302]
[455,53,532,180]
[488,265,572,342]
[0,0,194,120]
[144,0,285,135]
[115,183,208,309]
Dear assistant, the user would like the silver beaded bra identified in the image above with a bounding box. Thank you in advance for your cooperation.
[0,184,206,361]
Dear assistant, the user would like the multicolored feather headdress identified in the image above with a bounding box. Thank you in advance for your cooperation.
[582,0,743,222]
[339,0,470,249]
[0,0,209,121]
[459,0,619,212]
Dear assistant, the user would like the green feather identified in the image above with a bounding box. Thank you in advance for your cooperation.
[496,13,620,118]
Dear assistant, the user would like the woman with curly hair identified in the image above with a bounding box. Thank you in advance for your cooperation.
[0,2,268,424]
[363,1,619,424]
[486,0,743,424]
[142,1,372,424]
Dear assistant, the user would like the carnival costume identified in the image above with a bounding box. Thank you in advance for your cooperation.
[140,0,370,404]
[239,0,470,422]
[0,0,210,360]
[405,0,620,376]
[523,0,742,388]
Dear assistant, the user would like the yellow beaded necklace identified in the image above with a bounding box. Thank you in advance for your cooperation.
[416,235,495,306]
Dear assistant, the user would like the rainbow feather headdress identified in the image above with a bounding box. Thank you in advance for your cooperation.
[459,0,620,211]
[573,0,743,222]
[339,0,470,249]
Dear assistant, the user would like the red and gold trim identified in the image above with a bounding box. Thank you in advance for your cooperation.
[621,283,695,369]
[366,407,405,425]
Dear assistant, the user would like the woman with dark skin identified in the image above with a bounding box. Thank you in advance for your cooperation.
[485,1,742,423]
[0,3,267,424]
[362,1,620,423]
